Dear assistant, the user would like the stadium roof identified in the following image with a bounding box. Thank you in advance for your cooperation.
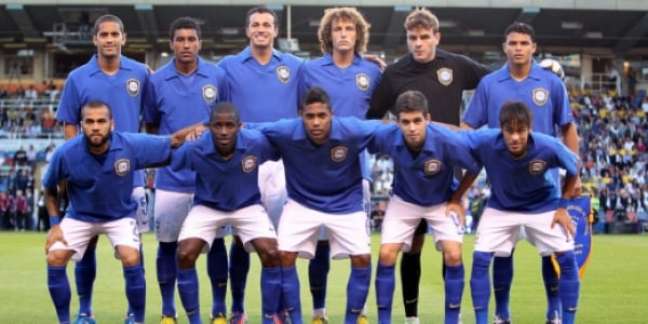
[1,1,648,56]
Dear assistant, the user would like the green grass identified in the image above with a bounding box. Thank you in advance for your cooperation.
[0,233,646,323]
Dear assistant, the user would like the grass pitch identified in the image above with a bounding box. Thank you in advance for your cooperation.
[0,233,645,323]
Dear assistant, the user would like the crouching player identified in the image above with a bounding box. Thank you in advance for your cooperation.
[457,102,581,324]
[44,101,195,324]
[370,90,478,324]
[171,103,282,324]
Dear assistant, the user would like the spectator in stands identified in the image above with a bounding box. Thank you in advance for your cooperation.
[14,190,29,231]
[0,192,9,229]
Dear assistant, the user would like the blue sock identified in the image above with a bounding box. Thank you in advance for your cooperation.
[177,268,202,324]
[345,266,371,324]
[123,264,146,323]
[492,255,513,320]
[229,241,250,314]
[444,264,465,324]
[48,265,71,324]
[281,266,302,324]
[261,267,282,323]
[542,256,561,320]
[557,252,580,324]
[309,242,330,310]
[75,247,96,316]
[375,263,395,324]
[208,238,228,316]
[471,252,493,324]
[157,241,178,317]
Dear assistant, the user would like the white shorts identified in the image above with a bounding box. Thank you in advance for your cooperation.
[154,189,194,242]
[381,195,463,252]
[49,217,140,262]
[315,179,371,242]
[178,204,276,252]
[278,199,370,259]
[132,186,149,233]
[258,160,288,228]
[475,207,574,257]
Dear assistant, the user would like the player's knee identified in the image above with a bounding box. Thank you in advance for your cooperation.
[46,250,69,266]
[351,254,371,268]
[378,248,398,266]
[443,248,462,266]
[119,251,141,267]
[177,246,198,268]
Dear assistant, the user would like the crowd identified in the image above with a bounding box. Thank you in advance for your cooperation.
[0,81,62,138]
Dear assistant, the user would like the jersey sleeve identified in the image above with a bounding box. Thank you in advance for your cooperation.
[366,124,393,155]
[444,129,481,174]
[351,118,383,150]
[43,149,66,190]
[127,134,172,169]
[550,137,580,177]
[462,80,489,128]
[170,141,193,172]
[142,76,160,125]
[56,77,81,124]
[297,64,311,109]
[256,131,281,163]
[367,72,394,119]
[552,79,574,127]
[459,55,490,90]
[460,129,487,170]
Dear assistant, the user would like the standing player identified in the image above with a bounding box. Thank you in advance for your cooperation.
[366,8,489,324]
[44,101,193,324]
[298,7,381,323]
[55,14,151,324]
[253,88,380,324]
[217,6,303,322]
[457,102,581,324]
[171,103,282,324]
[461,22,579,324]
[143,17,229,324]
[370,91,479,324]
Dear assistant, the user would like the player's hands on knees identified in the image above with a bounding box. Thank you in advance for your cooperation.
[446,200,465,226]
[45,225,66,254]
[551,208,575,237]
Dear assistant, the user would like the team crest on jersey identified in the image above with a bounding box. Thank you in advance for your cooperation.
[114,159,131,176]
[528,159,547,175]
[355,73,370,91]
[437,68,453,86]
[241,155,257,173]
[126,79,140,96]
[202,84,218,104]
[276,65,291,83]
[330,145,348,162]
[423,159,442,176]
[532,88,549,106]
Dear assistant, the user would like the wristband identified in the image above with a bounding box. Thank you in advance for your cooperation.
[558,199,569,209]
[49,215,61,226]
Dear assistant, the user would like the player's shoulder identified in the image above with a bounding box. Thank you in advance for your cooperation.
[149,60,174,83]
[66,59,95,80]
[57,136,84,154]
[277,50,304,67]
[531,131,562,148]
[383,54,411,75]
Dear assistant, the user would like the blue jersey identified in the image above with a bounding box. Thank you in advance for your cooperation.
[171,129,279,211]
[254,117,381,213]
[218,47,302,122]
[299,54,381,118]
[299,54,382,180]
[368,124,479,206]
[144,58,227,193]
[464,128,579,213]
[57,54,151,187]
[463,63,573,136]
[43,132,172,222]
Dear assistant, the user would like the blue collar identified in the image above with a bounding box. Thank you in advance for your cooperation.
[81,132,125,172]
[238,46,282,63]
[163,57,210,81]
[394,124,436,153]
[199,130,246,157]
[319,53,363,67]
[496,61,543,82]
[88,54,133,77]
